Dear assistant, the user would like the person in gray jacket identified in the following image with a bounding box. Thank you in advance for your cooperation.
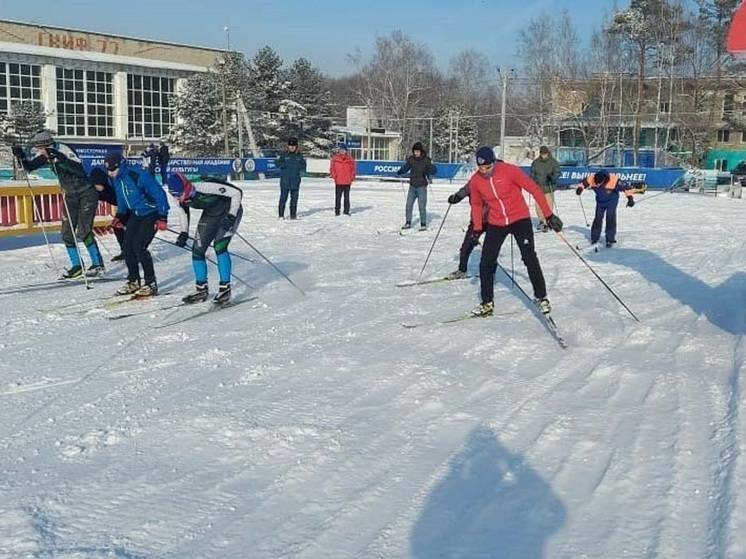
[397,142,436,231]
[277,137,306,219]
[529,145,561,232]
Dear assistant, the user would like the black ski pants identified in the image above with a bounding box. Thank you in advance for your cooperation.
[279,188,299,218]
[479,218,547,304]
[459,222,480,273]
[124,213,158,284]
[335,185,351,215]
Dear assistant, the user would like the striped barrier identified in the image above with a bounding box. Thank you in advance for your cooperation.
[0,182,113,238]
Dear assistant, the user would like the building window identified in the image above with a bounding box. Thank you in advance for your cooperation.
[723,93,735,117]
[602,101,616,114]
[55,68,113,137]
[368,136,388,160]
[0,62,42,114]
[718,129,731,143]
[127,74,174,139]
[659,101,670,114]
[715,159,729,172]
[742,130,746,143]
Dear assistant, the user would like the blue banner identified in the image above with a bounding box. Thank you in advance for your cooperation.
[355,160,463,179]
[519,166,685,189]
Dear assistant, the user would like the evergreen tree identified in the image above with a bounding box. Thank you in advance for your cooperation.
[1,100,49,178]
[283,58,336,157]
[431,105,478,162]
[168,72,238,156]
[245,46,287,150]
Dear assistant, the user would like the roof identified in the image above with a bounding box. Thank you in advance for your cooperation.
[0,41,209,73]
[0,18,226,54]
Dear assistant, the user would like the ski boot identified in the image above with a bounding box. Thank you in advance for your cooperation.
[182,283,208,304]
[134,282,158,298]
[401,222,411,230]
[535,297,552,314]
[111,253,124,262]
[419,223,428,232]
[213,283,232,305]
[471,301,494,317]
[116,280,141,295]
[606,240,616,248]
[86,264,105,277]
[446,270,467,280]
[60,265,83,280]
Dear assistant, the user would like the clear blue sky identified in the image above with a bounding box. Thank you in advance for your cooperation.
[4,0,642,76]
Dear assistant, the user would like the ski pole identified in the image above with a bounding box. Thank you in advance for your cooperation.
[166,227,256,264]
[509,235,515,288]
[554,230,640,322]
[634,185,680,205]
[15,151,60,271]
[417,203,451,281]
[153,235,255,290]
[578,193,590,227]
[234,231,306,296]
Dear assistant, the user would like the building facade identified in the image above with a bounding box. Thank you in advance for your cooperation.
[0,19,224,150]
[332,106,401,161]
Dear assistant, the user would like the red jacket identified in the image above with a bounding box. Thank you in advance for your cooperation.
[330,153,356,186]
[469,161,553,231]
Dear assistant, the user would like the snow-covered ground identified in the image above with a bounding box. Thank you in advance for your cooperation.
[1,177,746,558]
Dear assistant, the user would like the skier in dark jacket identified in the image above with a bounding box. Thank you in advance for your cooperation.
[576,171,637,248]
[13,130,104,278]
[446,183,489,279]
[397,142,436,231]
[277,137,306,219]
[167,172,244,304]
[90,166,125,262]
[157,142,170,184]
[530,146,561,232]
[142,143,158,176]
[105,153,169,297]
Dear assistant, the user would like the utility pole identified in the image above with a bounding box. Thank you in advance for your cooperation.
[218,58,229,156]
[497,67,514,161]
[429,116,433,156]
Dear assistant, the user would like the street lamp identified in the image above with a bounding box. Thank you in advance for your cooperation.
[216,57,229,156]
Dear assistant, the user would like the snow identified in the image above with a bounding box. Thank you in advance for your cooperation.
[1,178,746,558]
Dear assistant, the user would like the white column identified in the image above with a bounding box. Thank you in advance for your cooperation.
[113,71,128,142]
[41,64,57,132]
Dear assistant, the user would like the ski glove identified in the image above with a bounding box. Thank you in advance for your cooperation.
[220,214,237,231]
[470,230,483,244]
[575,185,584,196]
[111,215,126,230]
[626,197,635,208]
[175,231,189,248]
[11,145,24,160]
[154,217,168,231]
[546,214,563,232]
[447,194,461,204]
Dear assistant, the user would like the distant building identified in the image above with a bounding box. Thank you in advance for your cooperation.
[332,106,401,160]
[0,19,224,150]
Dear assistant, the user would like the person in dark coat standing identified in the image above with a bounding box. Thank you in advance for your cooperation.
[397,142,436,231]
[530,145,561,232]
[157,141,170,184]
[142,143,158,176]
[277,137,306,219]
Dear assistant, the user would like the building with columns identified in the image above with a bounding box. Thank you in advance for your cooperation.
[0,19,223,150]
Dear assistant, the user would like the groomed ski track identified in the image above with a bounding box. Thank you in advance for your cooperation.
[1,179,745,558]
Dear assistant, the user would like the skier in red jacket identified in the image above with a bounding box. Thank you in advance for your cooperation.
[467,146,563,317]
[329,144,356,216]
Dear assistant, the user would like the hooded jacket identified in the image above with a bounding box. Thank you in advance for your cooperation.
[468,161,552,231]
[397,144,436,187]
[111,160,169,218]
[330,152,356,185]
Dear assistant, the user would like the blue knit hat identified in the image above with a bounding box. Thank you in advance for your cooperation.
[475,146,496,165]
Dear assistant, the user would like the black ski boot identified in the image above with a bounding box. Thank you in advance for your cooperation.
[111,253,124,262]
[60,265,83,280]
[213,283,231,305]
[182,283,208,304]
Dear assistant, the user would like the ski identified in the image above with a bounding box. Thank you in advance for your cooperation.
[537,309,568,349]
[397,275,473,288]
[0,276,125,296]
[153,296,260,328]
[101,291,174,309]
[401,310,519,329]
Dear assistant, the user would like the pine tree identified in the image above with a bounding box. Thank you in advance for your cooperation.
[1,100,49,177]
[283,58,336,157]
[168,72,238,156]
[245,46,287,150]
[431,105,478,162]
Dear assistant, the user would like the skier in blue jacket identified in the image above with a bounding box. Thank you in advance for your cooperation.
[104,153,169,296]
